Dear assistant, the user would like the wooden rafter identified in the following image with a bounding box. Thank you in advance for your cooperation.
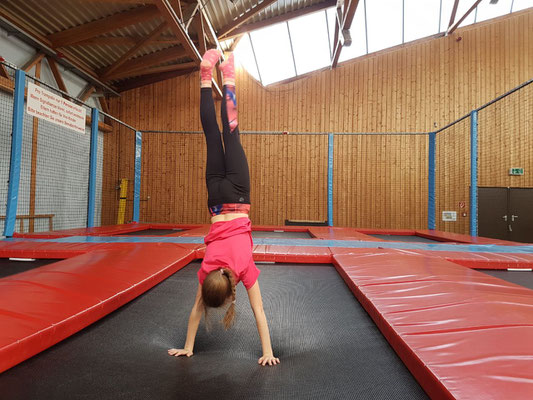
[46,56,68,93]
[0,8,118,94]
[116,67,195,92]
[447,0,460,30]
[73,36,181,47]
[110,61,197,80]
[218,0,279,39]
[198,3,222,50]
[194,12,207,55]
[229,35,244,51]
[47,5,161,47]
[100,22,168,79]
[79,84,96,102]
[154,0,200,60]
[81,0,155,3]
[222,0,336,40]
[103,46,187,80]
[331,0,360,68]
[0,62,9,78]
[447,0,483,35]
[183,2,201,32]
[22,52,45,72]
[154,0,222,97]
[98,96,110,114]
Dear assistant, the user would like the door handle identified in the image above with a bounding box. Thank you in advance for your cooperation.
[511,215,518,222]
[502,215,508,221]
[509,224,512,232]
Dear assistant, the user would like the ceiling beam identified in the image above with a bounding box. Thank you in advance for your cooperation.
[198,2,222,50]
[73,35,181,47]
[183,1,200,32]
[46,56,68,93]
[447,0,483,35]
[22,52,45,72]
[222,0,336,40]
[0,60,9,78]
[0,11,119,95]
[154,0,200,60]
[111,61,197,80]
[331,0,360,68]
[100,22,167,79]
[115,67,195,92]
[103,46,187,80]
[447,0,460,30]
[218,0,279,39]
[73,36,137,46]
[79,0,155,3]
[47,5,161,47]
[194,12,207,55]
[154,0,222,97]
[98,95,110,114]
[79,84,96,102]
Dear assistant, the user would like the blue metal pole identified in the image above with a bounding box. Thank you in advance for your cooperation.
[327,133,334,227]
[87,108,99,228]
[470,110,478,237]
[428,132,436,230]
[132,131,142,223]
[3,69,26,237]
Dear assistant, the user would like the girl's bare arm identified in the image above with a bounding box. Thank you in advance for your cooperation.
[168,284,203,357]
[247,281,280,366]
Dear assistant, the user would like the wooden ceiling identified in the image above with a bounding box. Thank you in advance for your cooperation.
[0,0,334,93]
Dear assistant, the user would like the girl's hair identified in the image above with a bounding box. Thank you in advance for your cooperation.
[201,268,236,330]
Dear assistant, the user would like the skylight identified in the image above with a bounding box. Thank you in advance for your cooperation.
[234,0,530,86]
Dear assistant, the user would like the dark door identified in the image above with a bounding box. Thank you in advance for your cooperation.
[478,187,509,240]
[509,188,533,243]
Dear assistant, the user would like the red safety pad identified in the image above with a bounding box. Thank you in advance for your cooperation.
[11,223,148,238]
[333,249,533,400]
[252,225,310,233]
[415,229,522,245]
[356,228,416,235]
[0,241,108,259]
[194,245,332,264]
[308,227,383,241]
[0,243,196,373]
[408,250,533,270]
[12,223,205,239]
[253,245,332,263]
[176,226,211,237]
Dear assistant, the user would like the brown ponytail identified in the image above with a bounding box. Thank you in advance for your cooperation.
[201,268,236,330]
[221,268,236,330]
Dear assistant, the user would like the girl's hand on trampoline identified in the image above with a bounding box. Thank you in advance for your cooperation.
[168,348,193,357]
[258,355,280,366]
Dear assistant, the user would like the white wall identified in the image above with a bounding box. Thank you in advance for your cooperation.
[0,29,106,233]
[0,26,100,110]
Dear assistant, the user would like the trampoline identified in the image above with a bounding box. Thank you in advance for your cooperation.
[368,234,442,243]
[117,228,184,236]
[0,263,427,400]
[251,230,312,239]
[0,258,61,279]
[1,225,533,400]
[478,269,533,291]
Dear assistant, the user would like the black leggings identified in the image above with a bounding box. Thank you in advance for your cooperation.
[200,86,250,208]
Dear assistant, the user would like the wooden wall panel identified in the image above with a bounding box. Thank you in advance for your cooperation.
[105,10,533,229]
[435,118,471,234]
[478,83,533,188]
[334,135,428,229]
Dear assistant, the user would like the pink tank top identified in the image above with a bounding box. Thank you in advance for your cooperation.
[197,217,260,289]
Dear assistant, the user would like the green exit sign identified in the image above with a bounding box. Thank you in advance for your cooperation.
[509,168,524,176]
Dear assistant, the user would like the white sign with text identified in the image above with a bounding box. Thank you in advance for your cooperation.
[26,82,86,134]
